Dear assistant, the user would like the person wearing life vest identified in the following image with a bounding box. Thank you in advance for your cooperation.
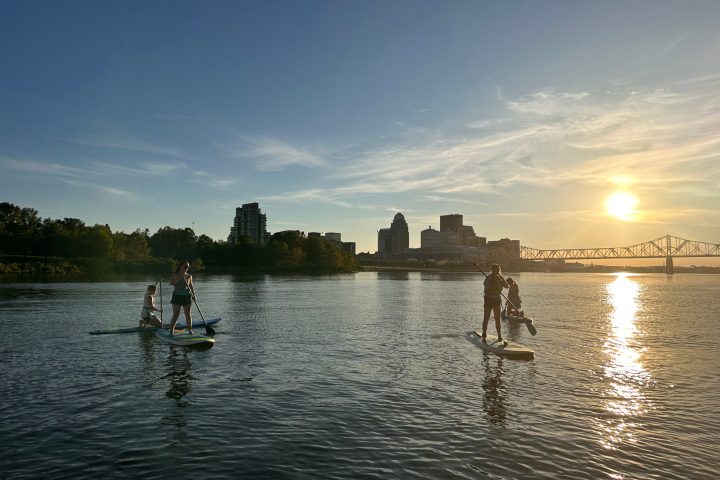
[481,263,509,343]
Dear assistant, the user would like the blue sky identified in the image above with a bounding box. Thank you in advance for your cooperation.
[2,0,719,260]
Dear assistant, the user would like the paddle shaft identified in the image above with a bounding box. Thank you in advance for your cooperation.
[159,279,163,327]
[184,277,215,336]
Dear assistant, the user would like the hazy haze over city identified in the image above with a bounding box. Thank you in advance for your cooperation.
[2,1,719,264]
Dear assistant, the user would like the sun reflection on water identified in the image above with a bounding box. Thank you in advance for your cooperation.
[601,273,650,450]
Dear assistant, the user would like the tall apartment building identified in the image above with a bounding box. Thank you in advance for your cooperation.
[228,202,269,245]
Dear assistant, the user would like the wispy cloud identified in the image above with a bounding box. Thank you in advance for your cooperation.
[216,135,327,171]
[260,189,352,208]
[1,157,88,178]
[325,76,720,200]
[62,134,189,159]
[192,171,242,189]
[86,160,185,177]
[60,179,141,202]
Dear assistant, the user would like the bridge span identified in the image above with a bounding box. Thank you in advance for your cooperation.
[520,235,720,273]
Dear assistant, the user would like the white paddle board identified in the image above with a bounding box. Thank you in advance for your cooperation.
[155,329,215,347]
[465,330,534,360]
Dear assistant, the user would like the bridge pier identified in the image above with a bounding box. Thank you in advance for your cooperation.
[665,256,674,274]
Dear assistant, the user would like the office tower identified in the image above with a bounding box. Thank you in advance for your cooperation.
[390,213,409,255]
[378,229,392,253]
[440,214,463,233]
[324,232,342,243]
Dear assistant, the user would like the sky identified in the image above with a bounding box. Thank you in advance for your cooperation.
[1,0,719,264]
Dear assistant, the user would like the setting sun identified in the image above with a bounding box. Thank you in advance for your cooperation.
[606,192,639,221]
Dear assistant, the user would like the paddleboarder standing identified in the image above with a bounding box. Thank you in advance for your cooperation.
[482,263,509,343]
[169,261,195,335]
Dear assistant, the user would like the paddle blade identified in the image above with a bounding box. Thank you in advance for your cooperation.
[205,324,216,336]
[525,319,537,336]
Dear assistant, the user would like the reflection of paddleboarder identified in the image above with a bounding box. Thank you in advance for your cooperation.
[166,348,192,403]
[481,263,509,344]
[482,355,507,426]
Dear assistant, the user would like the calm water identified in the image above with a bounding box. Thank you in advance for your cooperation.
[1,272,719,479]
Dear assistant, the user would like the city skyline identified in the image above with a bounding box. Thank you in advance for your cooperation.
[2,2,719,264]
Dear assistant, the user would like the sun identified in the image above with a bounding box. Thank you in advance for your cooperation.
[606,192,638,221]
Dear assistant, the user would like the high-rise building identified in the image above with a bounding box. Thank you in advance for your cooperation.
[390,213,409,255]
[324,232,342,243]
[440,214,463,233]
[377,213,409,256]
[378,228,392,253]
[228,202,268,245]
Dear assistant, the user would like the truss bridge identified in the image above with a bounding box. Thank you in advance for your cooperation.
[520,235,720,273]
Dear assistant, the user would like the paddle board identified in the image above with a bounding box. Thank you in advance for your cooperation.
[465,330,534,360]
[89,318,221,335]
[155,329,215,347]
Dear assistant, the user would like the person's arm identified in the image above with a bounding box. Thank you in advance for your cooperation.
[149,295,161,312]
[501,276,509,289]
[187,275,196,297]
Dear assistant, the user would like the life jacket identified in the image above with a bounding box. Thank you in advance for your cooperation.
[484,274,506,296]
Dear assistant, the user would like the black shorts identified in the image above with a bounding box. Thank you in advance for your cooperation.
[484,295,502,308]
[171,293,192,306]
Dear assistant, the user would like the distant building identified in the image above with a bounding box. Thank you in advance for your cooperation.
[421,226,442,248]
[378,228,392,253]
[308,232,322,239]
[228,202,269,245]
[376,213,410,256]
[341,242,356,255]
[324,232,342,243]
[440,214,463,234]
[487,238,521,267]
[390,213,409,255]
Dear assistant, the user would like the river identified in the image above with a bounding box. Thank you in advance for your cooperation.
[1,272,718,479]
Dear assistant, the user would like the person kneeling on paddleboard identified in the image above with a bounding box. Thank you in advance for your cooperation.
[169,261,195,336]
[139,283,162,328]
[482,263,509,344]
[505,278,522,317]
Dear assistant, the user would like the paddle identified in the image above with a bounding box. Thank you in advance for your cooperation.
[476,264,537,336]
[158,279,163,328]
[185,278,215,336]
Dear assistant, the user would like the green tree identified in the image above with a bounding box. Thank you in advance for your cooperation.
[150,226,197,260]
[0,202,42,255]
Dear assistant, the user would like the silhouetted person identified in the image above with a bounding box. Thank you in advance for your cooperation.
[505,278,522,316]
[482,263,509,343]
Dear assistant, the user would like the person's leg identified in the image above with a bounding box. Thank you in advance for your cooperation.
[149,314,162,328]
[493,304,503,341]
[170,304,181,334]
[482,303,491,340]
[183,303,193,333]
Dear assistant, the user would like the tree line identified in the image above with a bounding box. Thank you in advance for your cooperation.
[0,202,358,274]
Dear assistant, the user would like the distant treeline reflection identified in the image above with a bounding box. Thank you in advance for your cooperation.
[0,203,358,274]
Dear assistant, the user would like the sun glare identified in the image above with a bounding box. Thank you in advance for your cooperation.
[606,192,638,221]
